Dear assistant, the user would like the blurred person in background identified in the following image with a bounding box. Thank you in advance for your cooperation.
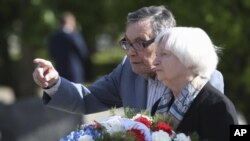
[48,12,89,83]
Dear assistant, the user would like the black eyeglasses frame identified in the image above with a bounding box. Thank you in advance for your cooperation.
[119,37,155,51]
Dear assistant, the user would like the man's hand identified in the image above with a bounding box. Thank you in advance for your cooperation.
[32,58,59,88]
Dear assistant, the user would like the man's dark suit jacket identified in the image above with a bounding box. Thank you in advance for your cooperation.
[176,83,238,141]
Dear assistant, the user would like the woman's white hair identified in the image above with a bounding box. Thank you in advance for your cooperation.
[155,27,219,78]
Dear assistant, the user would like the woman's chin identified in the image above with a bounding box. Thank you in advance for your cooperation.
[156,75,163,81]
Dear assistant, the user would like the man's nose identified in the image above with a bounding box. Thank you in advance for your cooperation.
[126,47,137,56]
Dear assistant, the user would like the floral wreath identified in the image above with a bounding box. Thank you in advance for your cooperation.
[60,108,199,141]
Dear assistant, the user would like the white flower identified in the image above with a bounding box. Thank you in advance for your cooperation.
[99,116,125,134]
[132,114,153,122]
[78,135,94,141]
[152,130,171,141]
[175,133,191,141]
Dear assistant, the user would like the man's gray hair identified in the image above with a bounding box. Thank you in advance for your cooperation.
[127,5,176,36]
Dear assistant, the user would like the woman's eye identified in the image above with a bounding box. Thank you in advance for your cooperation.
[160,52,171,57]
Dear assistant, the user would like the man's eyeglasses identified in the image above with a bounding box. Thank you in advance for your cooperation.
[119,37,155,51]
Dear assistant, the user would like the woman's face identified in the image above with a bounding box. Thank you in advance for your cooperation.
[153,41,189,85]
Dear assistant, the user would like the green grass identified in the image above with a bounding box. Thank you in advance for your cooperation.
[88,47,125,82]
[91,47,125,65]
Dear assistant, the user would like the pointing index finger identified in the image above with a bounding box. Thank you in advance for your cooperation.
[33,58,51,67]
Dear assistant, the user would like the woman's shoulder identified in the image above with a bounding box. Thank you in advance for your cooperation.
[197,82,236,110]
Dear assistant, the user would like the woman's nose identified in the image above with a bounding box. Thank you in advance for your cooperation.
[153,57,160,66]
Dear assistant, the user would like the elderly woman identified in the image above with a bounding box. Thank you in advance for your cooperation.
[153,27,238,141]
